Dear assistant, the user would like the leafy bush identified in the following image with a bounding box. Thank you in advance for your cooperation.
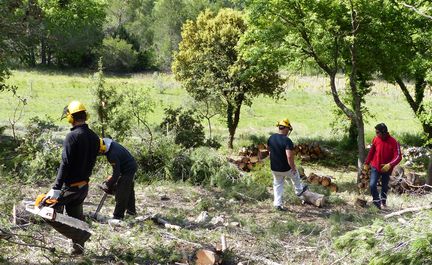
[189,147,234,185]
[135,134,182,182]
[14,116,62,183]
[101,37,138,72]
[159,107,205,149]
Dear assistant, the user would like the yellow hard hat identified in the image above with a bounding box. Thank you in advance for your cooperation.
[61,101,88,124]
[276,118,292,129]
[99,138,107,154]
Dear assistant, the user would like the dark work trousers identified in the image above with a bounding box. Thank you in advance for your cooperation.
[369,167,390,207]
[48,185,91,248]
[113,173,136,219]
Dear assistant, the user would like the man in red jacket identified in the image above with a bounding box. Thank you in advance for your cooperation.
[364,123,402,209]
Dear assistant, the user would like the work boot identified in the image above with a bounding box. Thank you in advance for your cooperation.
[274,205,288,212]
[71,241,85,256]
[372,201,382,210]
[296,185,309,197]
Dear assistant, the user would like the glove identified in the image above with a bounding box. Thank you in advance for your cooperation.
[363,164,370,171]
[98,181,115,195]
[46,189,61,199]
[381,163,391,172]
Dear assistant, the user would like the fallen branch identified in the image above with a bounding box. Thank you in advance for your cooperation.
[384,205,432,219]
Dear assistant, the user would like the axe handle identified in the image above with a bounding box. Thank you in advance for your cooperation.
[93,193,108,218]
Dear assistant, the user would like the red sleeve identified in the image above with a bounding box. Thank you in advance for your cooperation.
[364,138,376,165]
[389,139,402,167]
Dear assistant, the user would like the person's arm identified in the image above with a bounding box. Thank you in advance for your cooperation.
[106,155,121,188]
[389,140,402,167]
[53,134,74,189]
[286,149,296,172]
[364,138,376,165]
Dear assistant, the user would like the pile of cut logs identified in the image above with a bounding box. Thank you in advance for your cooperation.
[358,166,426,194]
[294,142,327,161]
[227,144,269,172]
[302,172,338,192]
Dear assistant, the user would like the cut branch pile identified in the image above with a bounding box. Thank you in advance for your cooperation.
[358,166,427,194]
[294,142,327,161]
[402,146,431,167]
[304,172,338,192]
[227,144,269,172]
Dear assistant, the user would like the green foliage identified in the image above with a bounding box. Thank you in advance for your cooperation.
[418,99,432,145]
[14,116,61,183]
[334,211,432,265]
[91,60,131,140]
[100,37,138,72]
[188,146,245,188]
[135,133,182,182]
[173,8,283,148]
[159,107,205,149]
[39,0,106,67]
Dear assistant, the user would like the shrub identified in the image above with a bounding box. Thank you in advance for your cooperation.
[134,133,182,182]
[101,37,138,72]
[159,107,205,149]
[14,116,62,184]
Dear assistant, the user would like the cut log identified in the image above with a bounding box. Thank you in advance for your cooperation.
[196,249,221,265]
[355,197,367,208]
[241,156,250,163]
[328,183,338,192]
[249,156,259,163]
[302,190,325,207]
[257,143,267,150]
[321,176,332,187]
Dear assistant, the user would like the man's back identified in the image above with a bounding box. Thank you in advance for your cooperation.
[267,133,294,172]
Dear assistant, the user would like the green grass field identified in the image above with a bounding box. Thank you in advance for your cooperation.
[0,70,423,145]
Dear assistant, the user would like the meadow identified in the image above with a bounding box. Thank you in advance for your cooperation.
[0,70,423,147]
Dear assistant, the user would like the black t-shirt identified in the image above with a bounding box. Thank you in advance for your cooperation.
[267,133,294,172]
[53,124,100,189]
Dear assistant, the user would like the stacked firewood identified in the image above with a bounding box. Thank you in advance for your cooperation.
[304,172,338,192]
[294,142,327,161]
[227,144,269,172]
[358,166,426,194]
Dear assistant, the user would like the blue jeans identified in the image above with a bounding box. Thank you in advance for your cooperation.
[370,167,390,206]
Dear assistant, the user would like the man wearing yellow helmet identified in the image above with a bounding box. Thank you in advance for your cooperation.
[44,100,100,255]
[267,118,307,211]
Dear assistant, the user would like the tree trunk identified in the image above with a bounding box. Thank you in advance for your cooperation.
[395,77,432,139]
[41,37,46,65]
[427,156,432,189]
[226,94,243,149]
[348,2,366,182]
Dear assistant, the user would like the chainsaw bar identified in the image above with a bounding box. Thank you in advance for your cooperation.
[25,204,91,233]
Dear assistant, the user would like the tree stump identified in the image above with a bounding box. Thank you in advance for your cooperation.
[196,249,221,265]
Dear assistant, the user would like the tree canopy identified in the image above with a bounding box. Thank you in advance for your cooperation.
[173,8,283,148]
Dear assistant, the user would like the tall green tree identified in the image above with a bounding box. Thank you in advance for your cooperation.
[0,0,28,92]
[39,0,106,67]
[173,8,283,148]
[244,0,389,177]
[376,1,432,140]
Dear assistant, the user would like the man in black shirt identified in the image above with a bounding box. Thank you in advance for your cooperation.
[267,118,307,211]
[44,100,100,255]
[99,138,137,220]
